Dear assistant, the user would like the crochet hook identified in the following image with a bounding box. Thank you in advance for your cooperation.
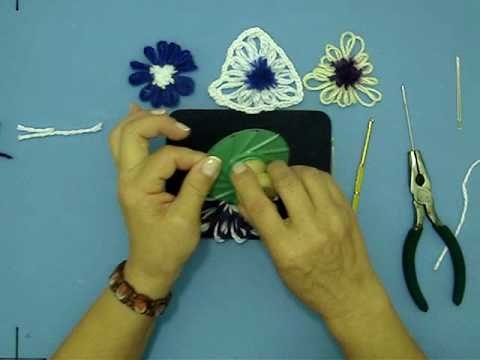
[352,118,374,212]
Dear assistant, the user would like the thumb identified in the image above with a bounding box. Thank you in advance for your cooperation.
[172,156,223,217]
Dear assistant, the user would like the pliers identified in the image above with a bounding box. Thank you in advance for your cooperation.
[403,149,466,312]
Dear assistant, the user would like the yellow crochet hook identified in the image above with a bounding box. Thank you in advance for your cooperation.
[352,118,374,212]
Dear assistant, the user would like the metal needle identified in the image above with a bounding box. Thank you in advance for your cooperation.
[401,85,416,150]
[456,56,463,129]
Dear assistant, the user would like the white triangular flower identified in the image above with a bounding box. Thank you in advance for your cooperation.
[209,27,304,114]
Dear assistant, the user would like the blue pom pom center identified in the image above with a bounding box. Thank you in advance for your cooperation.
[245,57,278,91]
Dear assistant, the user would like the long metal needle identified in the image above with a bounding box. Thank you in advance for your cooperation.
[456,56,463,129]
[401,85,416,150]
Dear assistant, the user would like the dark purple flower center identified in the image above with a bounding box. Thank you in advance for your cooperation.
[246,57,278,91]
[329,58,362,88]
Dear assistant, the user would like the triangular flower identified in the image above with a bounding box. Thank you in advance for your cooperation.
[209,27,304,114]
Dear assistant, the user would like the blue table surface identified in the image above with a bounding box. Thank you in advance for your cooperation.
[1,0,479,358]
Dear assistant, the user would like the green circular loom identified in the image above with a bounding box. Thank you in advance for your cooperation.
[208,129,290,204]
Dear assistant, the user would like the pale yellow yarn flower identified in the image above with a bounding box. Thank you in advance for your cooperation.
[303,32,382,108]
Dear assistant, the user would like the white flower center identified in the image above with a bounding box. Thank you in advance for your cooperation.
[149,64,177,89]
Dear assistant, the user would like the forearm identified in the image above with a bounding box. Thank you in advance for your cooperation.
[326,291,426,360]
[53,262,173,360]
[52,288,155,360]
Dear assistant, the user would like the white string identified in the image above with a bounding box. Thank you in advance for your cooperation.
[433,160,480,271]
[17,122,103,141]
[303,32,382,108]
[209,27,304,114]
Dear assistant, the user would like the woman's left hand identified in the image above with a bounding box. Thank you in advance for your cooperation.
[109,105,222,298]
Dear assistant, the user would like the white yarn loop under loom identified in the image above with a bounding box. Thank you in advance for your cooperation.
[17,122,103,141]
[433,160,480,271]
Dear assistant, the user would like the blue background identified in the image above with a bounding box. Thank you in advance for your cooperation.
[1,0,479,358]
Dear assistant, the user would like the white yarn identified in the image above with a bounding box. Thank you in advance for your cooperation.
[208,27,304,114]
[433,160,480,271]
[150,64,177,89]
[17,122,103,141]
[303,32,382,108]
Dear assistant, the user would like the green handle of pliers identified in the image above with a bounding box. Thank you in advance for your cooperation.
[403,227,429,312]
[432,224,466,306]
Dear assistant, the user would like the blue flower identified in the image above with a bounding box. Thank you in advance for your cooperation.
[128,41,197,108]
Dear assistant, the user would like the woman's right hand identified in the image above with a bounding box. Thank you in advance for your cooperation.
[231,160,387,321]
[231,160,425,359]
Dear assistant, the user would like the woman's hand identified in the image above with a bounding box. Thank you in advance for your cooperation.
[231,160,387,321]
[109,105,222,298]
[231,160,426,358]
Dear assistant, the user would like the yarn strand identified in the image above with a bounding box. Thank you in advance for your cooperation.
[17,122,103,141]
[433,160,480,271]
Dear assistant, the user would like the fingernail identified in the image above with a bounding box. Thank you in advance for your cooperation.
[175,121,191,132]
[233,162,247,174]
[201,156,222,177]
[151,109,167,115]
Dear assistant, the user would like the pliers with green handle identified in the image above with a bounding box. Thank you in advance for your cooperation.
[401,85,466,312]
[404,150,466,312]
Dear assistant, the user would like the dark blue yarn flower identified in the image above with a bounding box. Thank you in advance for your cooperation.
[245,57,278,91]
[128,41,198,108]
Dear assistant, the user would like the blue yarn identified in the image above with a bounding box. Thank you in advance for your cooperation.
[160,85,180,107]
[130,61,150,70]
[245,57,278,91]
[166,42,181,64]
[156,41,169,66]
[129,41,197,108]
[148,85,180,108]
[176,58,197,72]
[144,46,158,65]
[151,86,162,108]
[139,83,155,101]
[128,71,152,86]
[0,152,12,159]
[174,75,194,96]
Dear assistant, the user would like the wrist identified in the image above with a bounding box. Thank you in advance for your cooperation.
[315,270,388,324]
[325,280,425,359]
[326,285,392,332]
[123,260,177,299]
